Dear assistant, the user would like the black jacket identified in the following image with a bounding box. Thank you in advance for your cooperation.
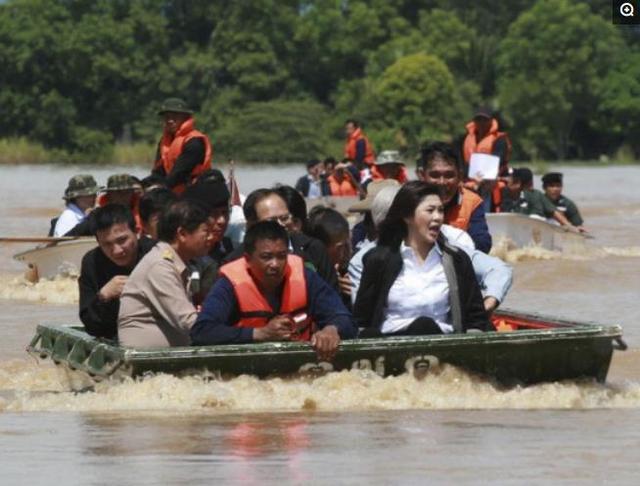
[353,240,492,333]
[295,174,331,197]
[78,237,155,339]
[224,232,338,290]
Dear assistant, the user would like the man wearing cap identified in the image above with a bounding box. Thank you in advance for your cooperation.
[96,174,143,232]
[371,150,409,183]
[152,97,212,195]
[295,159,330,198]
[52,175,99,237]
[542,172,585,229]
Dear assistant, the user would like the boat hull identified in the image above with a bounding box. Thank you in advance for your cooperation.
[14,238,97,279]
[486,213,587,251]
[27,311,623,386]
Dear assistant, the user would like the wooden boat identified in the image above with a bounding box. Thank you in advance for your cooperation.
[27,310,626,386]
[486,213,588,251]
[14,238,97,279]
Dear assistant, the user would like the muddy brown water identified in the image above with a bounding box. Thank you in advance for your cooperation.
[1,164,639,483]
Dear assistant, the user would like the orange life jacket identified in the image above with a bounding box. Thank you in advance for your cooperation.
[463,118,512,176]
[370,164,409,183]
[219,255,314,341]
[344,128,375,165]
[96,192,142,233]
[328,174,359,196]
[445,188,483,231]
[155,117,212,194]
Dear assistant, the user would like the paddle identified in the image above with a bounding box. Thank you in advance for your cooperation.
[0,236,79,243]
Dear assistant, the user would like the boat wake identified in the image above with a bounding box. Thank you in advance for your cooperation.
[1,359,639,413]
[0,273,78,304]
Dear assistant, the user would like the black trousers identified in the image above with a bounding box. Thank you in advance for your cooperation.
[359,317,443,338]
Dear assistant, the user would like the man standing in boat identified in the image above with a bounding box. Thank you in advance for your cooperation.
[344,118,375,184]
[191,221,357,361]
[78,204,154,339]
[151,97,213,195]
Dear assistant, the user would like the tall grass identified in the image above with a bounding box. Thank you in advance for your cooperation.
[0,137,50,164]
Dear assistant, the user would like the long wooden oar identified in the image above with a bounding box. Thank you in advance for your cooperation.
[0,236,79,243]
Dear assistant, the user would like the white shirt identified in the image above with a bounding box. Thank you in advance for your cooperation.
[381,241,452,334]
[307,175,322,199]
[53,203,85,236]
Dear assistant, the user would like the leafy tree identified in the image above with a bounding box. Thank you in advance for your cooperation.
[497,0,624,159]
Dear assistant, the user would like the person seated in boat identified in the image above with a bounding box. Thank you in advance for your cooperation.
[79,204,155,339]
[118,200,211,347]
[52,174,100,237]
[541,172,586,232]
[224,188,338,290]
[190,221,357,360]
[349,180,400,251]
[349,184,513,314]
[138,188,177,240]
[503,168,579,231]
[327,160,360,197]
[416,142,492,253]
[295,159,330,198]
[275,184,308,234]
[181,178,235,304]
[353,181,493,337]
[306,207,353,309]
[370,150,409,184]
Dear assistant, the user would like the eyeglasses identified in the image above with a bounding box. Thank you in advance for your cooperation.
[265,213,292,225]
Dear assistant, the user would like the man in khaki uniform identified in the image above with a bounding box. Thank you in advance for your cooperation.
[118,199,211,347]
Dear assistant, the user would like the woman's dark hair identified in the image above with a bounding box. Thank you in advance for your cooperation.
[138,188,177,224]
[89,204,136,236]
[377,181,443,250]
[244,220,289,255]
[157,200,209,242]
[275,185,307,230]
[306,207,349,246]
[243,188,283,224]
[418,141,463,174]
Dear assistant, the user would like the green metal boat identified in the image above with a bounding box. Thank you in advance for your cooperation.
[27,310,626,386]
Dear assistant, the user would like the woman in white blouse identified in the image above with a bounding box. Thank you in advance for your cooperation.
[353,181,492,336]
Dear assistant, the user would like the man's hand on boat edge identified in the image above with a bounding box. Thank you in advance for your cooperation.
[310,325,341,362]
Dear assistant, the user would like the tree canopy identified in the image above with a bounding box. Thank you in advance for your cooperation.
[0,0,638,162]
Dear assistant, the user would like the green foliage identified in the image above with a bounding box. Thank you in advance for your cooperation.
[213,99,333,163]
[497,0,625,159]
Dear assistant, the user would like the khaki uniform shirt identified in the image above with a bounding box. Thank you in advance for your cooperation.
[118,241,196,347]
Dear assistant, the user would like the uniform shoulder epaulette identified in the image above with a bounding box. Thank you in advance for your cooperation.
[162,249,174,261]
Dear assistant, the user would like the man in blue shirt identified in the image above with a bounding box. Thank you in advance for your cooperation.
[191,221,357,361]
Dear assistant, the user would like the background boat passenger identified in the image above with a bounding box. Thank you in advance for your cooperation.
[416,141,492,253]
[370,150,409,184]
[138,188,177,240]
[78,204,154,339]
[306,207,353,309]
[191,221,357,361]
[151,97,212,195]
[542,172,585,231]
[502,168,579,231]
[327,160,360,196]
[182,178,234,304]
[275,185,308,234]
[295,159,330,198]
[354,181,492,337]
[349,185,513,313]
[118,200,211,347]
[52,174,99,237]
[344,119,375,185]
[224,188,338,290]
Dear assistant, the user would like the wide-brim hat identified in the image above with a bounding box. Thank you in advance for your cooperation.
[105,173,138,192]
[158,97,194,115]
[375,150,405,167]
[349,179,400,212]
[63,174,100,200]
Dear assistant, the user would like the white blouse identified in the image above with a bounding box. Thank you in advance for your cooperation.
[381,242,452,334]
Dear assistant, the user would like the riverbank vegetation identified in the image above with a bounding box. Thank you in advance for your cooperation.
[0,0,639,164]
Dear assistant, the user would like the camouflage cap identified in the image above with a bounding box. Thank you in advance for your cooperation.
[375,150,405,166]
[105,173,138,192]
[158,97,194,115]
[63,174,100,200]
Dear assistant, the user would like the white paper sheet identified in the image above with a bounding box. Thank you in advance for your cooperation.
[468,153,500,180]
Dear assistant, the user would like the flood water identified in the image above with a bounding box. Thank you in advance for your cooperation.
[1,163,639,484]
